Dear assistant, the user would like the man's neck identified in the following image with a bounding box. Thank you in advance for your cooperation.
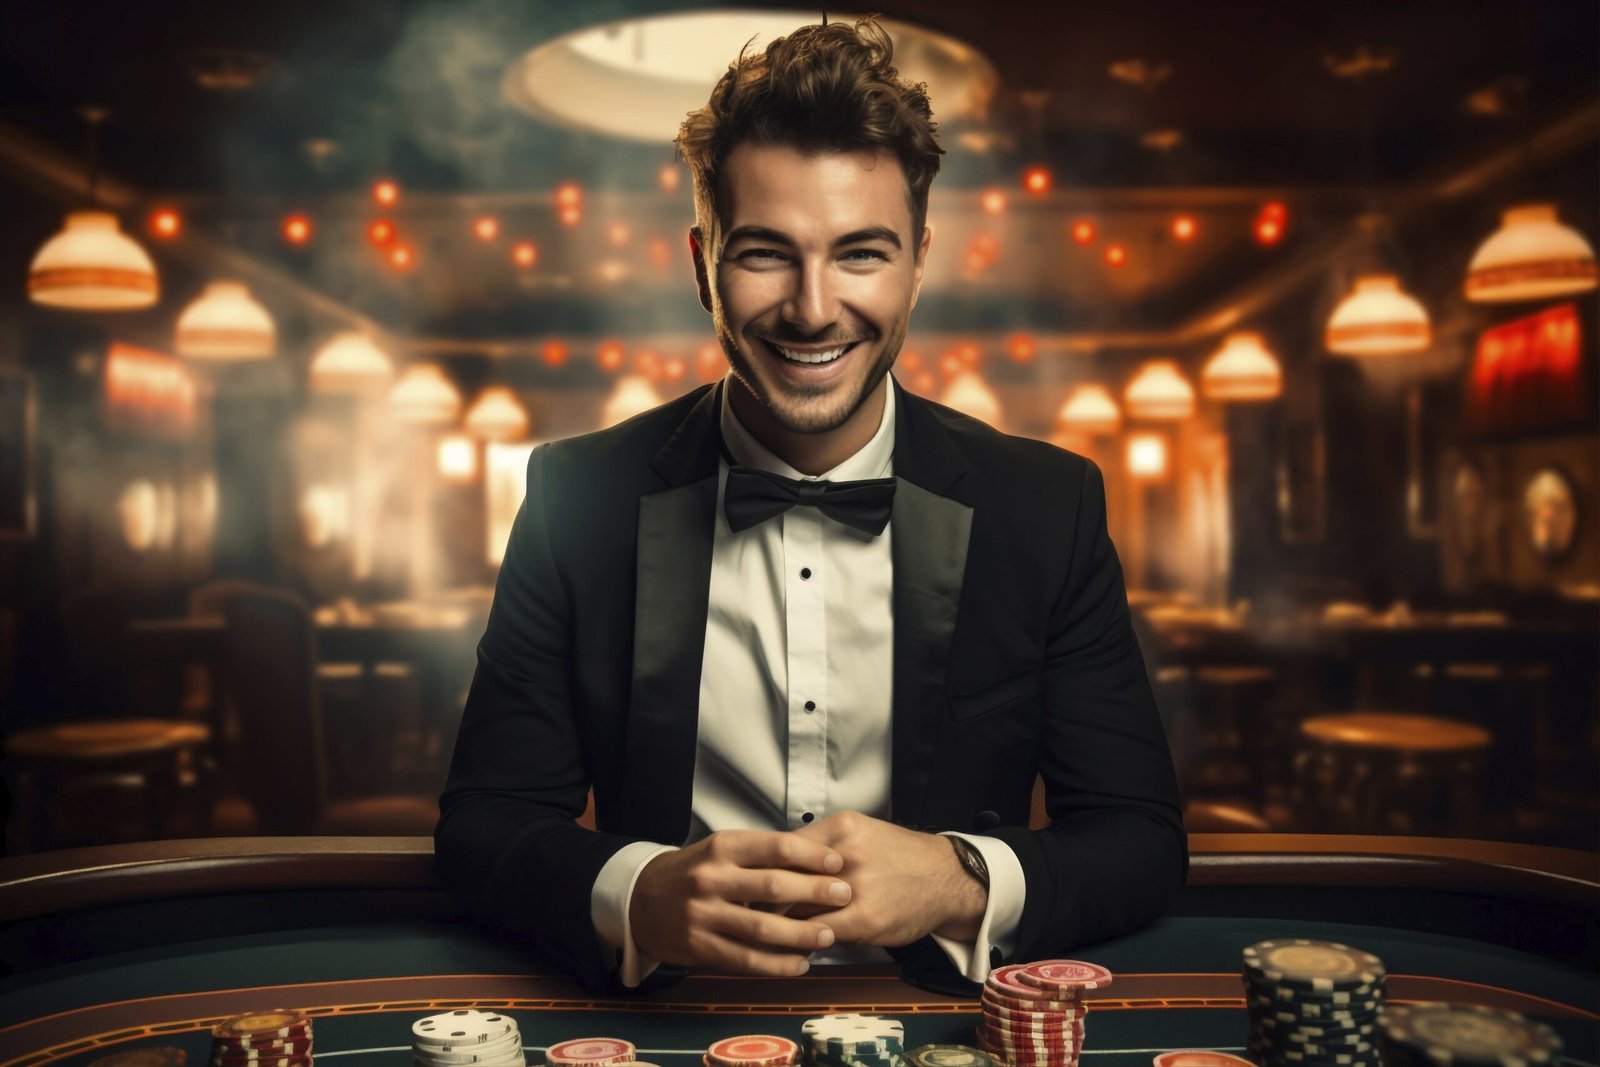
[728,377,888,477]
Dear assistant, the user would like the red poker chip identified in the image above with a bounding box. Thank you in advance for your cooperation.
[547,1039,637,1066]
[981,1016,1085,1037]
[976,1024,1080,1051]
[986,964,1057,1000]
[975,1036,1076,1067]
[211,1039,313,1057]
[706,1036,799,1067]
[212,1057,309,1067]
[980,989,1089,1016]
[1015,960,1114,994]
[1153,1053,1256,1067]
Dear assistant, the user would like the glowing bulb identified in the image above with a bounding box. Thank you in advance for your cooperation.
[368,219,396,247]
[149,209,181,240]
[558,206,582,227]
[387,242,416,271]
[1104,243,1128,267]
[373,179,400,207]
[657,164,681,193]
[598,340,625,372]
[1008,333,1037,363]
[1072,220,1096,245]
[1023,165,1052,195]
[542,340,567,367]
[1255,217,1284,246]
[1171,215,1197,242]
[980,189,1007,215]
[555,183,582,208]
[474,216,500,242]
[512,241,538,269]
[282,215,312,245]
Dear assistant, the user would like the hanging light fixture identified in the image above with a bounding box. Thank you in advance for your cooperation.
[600,375,662,428]
[1465,204,1598,303]
[175,281,276,359]
[1058,383,1121,435]
[1326,274,1432,355]
[310,332,394,392]
[28,211,159,310]
[1126,432,1169,480]
[27,109,160,310]
[389,363,462,426]
[940,370,1003,427]
[1124,360,1195,420]
[1202,332,1283,401]
[465,386,531,440]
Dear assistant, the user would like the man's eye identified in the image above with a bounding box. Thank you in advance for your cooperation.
[842,249,888,262]
[738,248,786,262]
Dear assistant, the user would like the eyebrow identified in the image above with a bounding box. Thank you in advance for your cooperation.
[724,225,903,250]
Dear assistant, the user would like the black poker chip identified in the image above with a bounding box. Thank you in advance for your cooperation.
[1376,1003,1563,1067]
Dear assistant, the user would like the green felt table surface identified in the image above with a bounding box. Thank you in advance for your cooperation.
[3,913,1594,1067]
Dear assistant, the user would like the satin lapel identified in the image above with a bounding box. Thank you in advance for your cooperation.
[621,380,724,844]
[887,377,973,825]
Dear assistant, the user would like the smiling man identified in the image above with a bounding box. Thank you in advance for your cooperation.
[435,17,1187,994]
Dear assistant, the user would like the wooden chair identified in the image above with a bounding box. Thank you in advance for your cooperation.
[6,719,212,851]
[220,588,438,835]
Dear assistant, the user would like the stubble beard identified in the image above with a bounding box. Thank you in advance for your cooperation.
[715,305,908,436]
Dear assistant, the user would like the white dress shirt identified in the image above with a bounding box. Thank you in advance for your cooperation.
[591,373,1025,986]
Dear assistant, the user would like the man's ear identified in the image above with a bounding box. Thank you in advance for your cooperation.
[689,226,714,314]
[909,223,933,311]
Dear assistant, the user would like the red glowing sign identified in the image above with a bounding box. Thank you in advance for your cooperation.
[1466,303,1591,435]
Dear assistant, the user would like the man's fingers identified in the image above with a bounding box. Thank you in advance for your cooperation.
[720,867,852,908]
[691,926,815,977]
[718,828,842,873]
[712,900,836,953]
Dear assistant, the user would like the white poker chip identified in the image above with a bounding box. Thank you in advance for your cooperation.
[802,1016,906,1056]
[415,1031,524,1065]
[414,1011,519,1049]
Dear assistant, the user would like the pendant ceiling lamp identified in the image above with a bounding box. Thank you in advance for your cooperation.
[1465,204,1598,303]
[465,386,531,440]
[600,374,662,428]
[1058,383,1121,435]
[28,211,159,310]
[389,363,462,426]
[27,108,159,310]
[1124,360,1195,420]
[310,332,394,392]
[1326,274,1432,356]
[1202,332,1282,401]
[175,281,275,359]
[940,370,1003,427]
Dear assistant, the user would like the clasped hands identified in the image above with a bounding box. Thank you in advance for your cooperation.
[629,811,987,976]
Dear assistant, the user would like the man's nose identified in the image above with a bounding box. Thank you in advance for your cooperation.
[781,260,840,334]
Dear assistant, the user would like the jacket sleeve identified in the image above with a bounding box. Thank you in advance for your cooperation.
[434,443,651,991]
[989,457,1189,958]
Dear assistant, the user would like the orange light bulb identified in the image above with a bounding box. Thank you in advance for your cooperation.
[512,241,538,269]
[1171,215,1197,242]
[373,179,400,207]
[474,216,500,242]
[387,242,416,270]
[542,340,567,367]
[368,219,396,247]
[1023,165,1053,195]
[282,215,312,245]
[980,189,1007,215]
[1071,219,1096,245]
[149,208,181,240]
[1104,243,1128,267]
[598,341,625,372]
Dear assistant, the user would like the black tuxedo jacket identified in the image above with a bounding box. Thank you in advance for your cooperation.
[436,375,1187,991]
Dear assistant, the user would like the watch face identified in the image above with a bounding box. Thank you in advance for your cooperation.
[1523,466,1579,560]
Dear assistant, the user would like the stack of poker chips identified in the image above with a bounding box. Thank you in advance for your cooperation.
[977,960,1112,1067]
[546,1038,640,1067]
[210,1010,313,1067]
[1242,939,1384,1067]
[1377,1003,1562,1067]
[411,1009,526,1067]
[801,1014,906,1067]
[905,1046,999,1067]
[707,1035,801,1067]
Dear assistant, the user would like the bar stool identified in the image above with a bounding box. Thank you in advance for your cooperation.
[1293,712,1492,836]
[1190,666,1280,806]
[6,719,213,850]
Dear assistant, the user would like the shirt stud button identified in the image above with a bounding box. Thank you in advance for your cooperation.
[801,811,815,823]
[800,567,812,580]
[804,700,816,712]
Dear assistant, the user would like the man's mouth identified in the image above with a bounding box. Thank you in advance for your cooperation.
[760,339,863,365]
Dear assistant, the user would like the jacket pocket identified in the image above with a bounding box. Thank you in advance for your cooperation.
[948,666,1042,722]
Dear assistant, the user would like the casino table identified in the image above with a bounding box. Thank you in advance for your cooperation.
[1,835,1595,1067]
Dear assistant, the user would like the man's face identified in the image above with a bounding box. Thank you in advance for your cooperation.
[693,143,930,435]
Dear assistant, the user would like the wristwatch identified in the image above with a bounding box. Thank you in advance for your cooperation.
[948,835,990,890]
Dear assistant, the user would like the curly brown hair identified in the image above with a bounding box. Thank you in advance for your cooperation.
[676,16,944,252]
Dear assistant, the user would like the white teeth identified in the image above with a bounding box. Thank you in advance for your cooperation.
[773,342,851,364]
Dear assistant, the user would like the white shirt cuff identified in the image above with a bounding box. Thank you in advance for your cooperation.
[591,840,678,987]
[929,832,1026,981]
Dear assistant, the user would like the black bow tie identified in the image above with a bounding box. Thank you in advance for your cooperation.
[723,466,896,536]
